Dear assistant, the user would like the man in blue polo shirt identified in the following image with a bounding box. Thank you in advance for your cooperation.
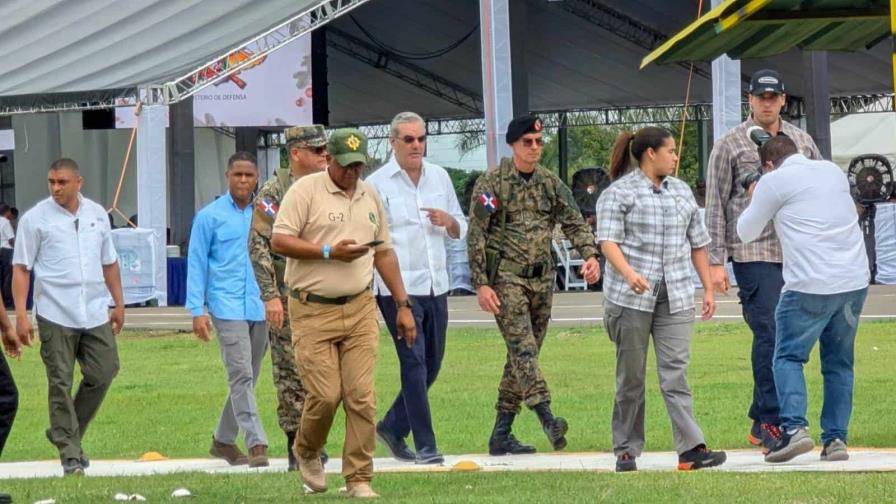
[187,151,268,468]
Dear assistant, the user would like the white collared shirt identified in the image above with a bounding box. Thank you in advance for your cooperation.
[737,154,869,294]
[13,195,118,329]
[0,216,13,249]
[366,157,467,296]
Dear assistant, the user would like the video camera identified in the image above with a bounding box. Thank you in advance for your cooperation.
[739,126,772,191]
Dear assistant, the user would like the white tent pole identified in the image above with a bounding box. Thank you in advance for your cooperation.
[136,95,168,306]
[711,0,743,140]
[479,0,513,168]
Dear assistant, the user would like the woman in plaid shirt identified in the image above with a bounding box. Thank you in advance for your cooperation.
[595,126,725,472]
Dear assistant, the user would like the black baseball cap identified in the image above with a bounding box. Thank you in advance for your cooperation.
[749,69,784,96]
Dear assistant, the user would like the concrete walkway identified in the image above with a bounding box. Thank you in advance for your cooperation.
[58,284,896,331]
[3,449,896,479]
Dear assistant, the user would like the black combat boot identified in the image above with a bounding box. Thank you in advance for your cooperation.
[286,431,297,471]
[488,411,536,455]
[533,402,568,450]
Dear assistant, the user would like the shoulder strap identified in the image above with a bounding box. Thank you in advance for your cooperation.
[275,168,292,196]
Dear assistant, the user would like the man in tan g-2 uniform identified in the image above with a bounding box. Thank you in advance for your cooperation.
[248,125,329,471]
[272,128,416,499]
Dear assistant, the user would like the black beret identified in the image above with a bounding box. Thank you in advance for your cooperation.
[505,115,544,144]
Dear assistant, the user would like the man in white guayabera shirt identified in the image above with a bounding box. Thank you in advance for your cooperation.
[12,158,125,476]
[366,111,467,465]
[737,135,868,465]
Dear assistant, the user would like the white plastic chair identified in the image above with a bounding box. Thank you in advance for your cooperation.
[552,239,586,290]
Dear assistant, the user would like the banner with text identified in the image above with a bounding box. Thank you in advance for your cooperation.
[116,33,312,128]
[193,34,313,127]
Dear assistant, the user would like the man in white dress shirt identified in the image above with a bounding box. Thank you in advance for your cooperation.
[737,136,868,464]
[12,158,124,476]
[366,112,467,465]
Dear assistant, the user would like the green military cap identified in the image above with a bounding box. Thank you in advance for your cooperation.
[285,125,327,147]
[327,128,368,167]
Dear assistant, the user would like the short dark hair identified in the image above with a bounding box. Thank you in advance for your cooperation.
[228,151,257,169]
[759,135,798,167]
[0,203,9,215]
[50,158,80,172]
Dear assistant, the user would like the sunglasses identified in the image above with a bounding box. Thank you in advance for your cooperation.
[522,137,545,147]
[400,135,426,144]
[305,146,327,155]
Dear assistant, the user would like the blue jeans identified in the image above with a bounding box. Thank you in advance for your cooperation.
[732,261,784,425]
[377,294,448,451]
[774,288,867,444]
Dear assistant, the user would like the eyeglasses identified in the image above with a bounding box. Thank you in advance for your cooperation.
[522,137,545,148]
[400,135,426,144]
[291,145,327,155]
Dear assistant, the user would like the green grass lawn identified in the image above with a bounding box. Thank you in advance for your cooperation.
[5,471,896,504]
[4,320,896,502]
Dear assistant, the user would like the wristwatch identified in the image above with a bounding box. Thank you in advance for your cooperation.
[322,244,331,260]
[395,298,414,310]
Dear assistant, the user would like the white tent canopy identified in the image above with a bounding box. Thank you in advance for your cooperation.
[0,0,364,110]
[831,112,896,171]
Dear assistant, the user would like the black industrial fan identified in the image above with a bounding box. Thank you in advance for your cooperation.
[849,154,894,204]
[571,167,611,218]
[567,167,610,291]
[847,154,895,284]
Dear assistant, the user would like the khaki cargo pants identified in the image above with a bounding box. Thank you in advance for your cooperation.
[288,292,379,483]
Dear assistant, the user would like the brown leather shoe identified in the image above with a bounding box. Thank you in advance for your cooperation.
[298,454,327,493]
[209,437,248,466]
[248,445,269,467]
[341,482,379,498]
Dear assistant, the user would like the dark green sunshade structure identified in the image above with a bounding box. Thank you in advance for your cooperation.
[641,0,895,100]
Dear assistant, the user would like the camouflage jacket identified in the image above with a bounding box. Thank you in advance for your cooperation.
[467,157,598,288]
[249,168,293,301]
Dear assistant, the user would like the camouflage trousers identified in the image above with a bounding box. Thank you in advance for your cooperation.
[493,282,553,414]
[269,296,306,433]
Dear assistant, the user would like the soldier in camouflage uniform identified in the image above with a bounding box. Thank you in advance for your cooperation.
[468,115,601,455]
[249,125,328,471]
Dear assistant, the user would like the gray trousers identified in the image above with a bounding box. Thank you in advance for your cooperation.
[604,284,704,456]
[211,316,269,448]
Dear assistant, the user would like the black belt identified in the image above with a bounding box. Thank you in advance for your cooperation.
[500,259,550,279]
[290,288,369,305]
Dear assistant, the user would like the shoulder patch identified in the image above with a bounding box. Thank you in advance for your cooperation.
[473,192,499,219]
[256,198,279,219]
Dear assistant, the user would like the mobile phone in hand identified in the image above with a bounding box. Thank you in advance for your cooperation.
[363,240,384,247]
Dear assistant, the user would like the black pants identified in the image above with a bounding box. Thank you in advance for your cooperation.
[0,248,12,308]
[732,261,784,425]
[376,294,448,451]
[0,351,17,456]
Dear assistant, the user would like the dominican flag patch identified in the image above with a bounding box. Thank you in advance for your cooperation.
[257,198,279,217]
[479,192,498,213]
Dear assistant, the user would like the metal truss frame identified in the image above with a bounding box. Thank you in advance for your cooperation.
[340,94,894,139]
[0,98,124,115]
[349,103,727,139]
[0,0,372,114]
[327,27,483,114]
[154,0,373,105]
